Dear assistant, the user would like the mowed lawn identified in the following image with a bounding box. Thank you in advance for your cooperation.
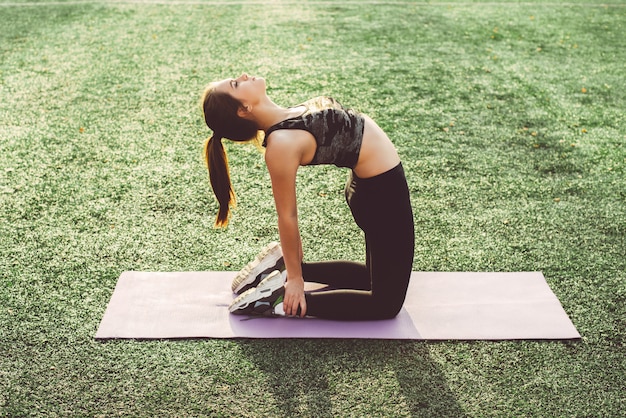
[0,0,624,416]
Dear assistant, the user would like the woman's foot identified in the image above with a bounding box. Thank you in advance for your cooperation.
[229,270,286,316]
[231,241,284,294]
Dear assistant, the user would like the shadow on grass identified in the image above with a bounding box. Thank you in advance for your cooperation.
[238,339,465,417]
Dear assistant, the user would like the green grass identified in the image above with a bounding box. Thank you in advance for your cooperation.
[1,0,624,416]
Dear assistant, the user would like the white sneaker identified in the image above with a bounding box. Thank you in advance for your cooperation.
[231,242,284,294]
[229,270,286,316]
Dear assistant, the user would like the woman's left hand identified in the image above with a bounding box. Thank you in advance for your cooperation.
[283,275,307,317]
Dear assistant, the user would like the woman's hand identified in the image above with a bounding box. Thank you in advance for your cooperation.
[283,275,307,317]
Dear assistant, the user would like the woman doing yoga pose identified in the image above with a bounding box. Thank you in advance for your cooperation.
[202,73,414,320]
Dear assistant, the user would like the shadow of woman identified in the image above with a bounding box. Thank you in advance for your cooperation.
[238,339,466,417]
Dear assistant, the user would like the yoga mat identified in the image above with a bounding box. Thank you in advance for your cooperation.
[95,271,580,340]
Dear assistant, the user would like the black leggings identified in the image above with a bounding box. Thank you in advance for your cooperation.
[303,163,415,320]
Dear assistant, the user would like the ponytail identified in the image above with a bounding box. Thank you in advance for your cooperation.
[201,83,262,228]
[205,134,235,228]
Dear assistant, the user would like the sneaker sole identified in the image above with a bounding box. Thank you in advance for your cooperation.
[236,258,285,296]
[229,270,285,314]
[231,242,282,294]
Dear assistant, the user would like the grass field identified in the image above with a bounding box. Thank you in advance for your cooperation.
[1,0,624,416]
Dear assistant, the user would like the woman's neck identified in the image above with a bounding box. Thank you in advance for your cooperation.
[251,97,302,132]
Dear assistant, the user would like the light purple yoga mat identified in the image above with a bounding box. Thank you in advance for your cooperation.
[95,271,580,340]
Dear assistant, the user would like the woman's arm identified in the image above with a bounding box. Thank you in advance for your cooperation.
[264,131,308,317]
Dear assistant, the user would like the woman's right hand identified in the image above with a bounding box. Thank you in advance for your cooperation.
[283,275,307,317]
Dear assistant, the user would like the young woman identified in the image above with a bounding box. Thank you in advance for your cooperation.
[202,73,414,320]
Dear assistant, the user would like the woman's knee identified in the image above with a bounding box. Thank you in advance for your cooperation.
[373,296,405,319]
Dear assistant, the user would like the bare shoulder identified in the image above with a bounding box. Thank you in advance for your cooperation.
[265,129,297,149]
[265,129,316,166]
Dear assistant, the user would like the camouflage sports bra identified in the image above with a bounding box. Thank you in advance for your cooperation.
[263,96,365,169]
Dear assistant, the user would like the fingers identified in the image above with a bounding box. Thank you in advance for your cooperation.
[298,295,307,318]
[285,300,306,317]
[284,297,302,317]
[283,289,306,317]
[283,291,294,316]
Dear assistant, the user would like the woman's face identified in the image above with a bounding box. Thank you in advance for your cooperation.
[213,73,266,107]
